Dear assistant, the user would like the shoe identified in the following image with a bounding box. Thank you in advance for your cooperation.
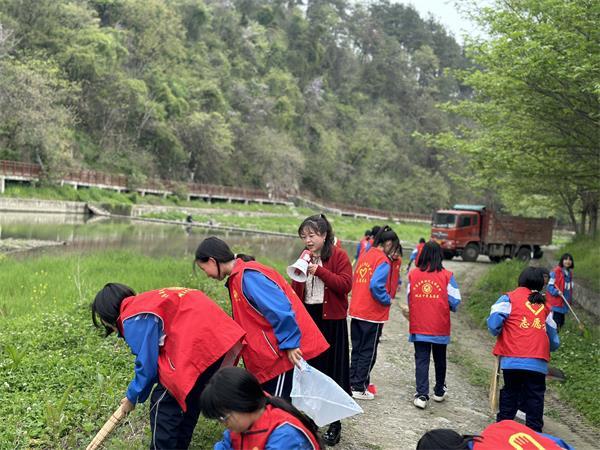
[322,421,341,446]
[352,389,375,400]
[413,395,428,409]
[515,410,526,421]
[432,386,447,402]
[367,384,377,395]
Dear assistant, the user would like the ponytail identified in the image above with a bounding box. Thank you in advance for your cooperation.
[528,290,546,305]
[265,397,323,448]
[235,253,255,262]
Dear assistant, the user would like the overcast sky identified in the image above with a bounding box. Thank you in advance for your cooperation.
[398,0,487,42]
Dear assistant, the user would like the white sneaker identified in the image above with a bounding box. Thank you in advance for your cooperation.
[516,410,526,421]
[413,395,428,409]
[352,390,375,400]
[432,386,447,402]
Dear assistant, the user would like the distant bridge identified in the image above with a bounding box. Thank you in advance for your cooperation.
[0,160,431,223]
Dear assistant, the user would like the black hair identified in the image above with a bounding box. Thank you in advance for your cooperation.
[419,237,426,244]
[558,253,574,269]
[372,225,401,257]
[200,367,322,448]
[195,237,254,278]
[417,241,444,272]
[364,229,372,237]
[91,283,136,336]
[518,266,546,304]
[416,429,478,449]
[298,214,335,261]
[370,225,381,237]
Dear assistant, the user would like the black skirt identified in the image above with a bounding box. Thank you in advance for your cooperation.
[304,303,351,395]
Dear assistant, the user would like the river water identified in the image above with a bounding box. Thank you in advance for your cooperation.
[0,212,314,262]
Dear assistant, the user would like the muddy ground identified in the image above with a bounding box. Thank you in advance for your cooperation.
[337,259,598,450]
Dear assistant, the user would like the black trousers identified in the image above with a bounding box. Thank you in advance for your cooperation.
[148,358,222,449]
[349,318,383,392]
[261,368,294,401]
[414,341,447,398]
[553,312,565,331]
[497,369,546,432]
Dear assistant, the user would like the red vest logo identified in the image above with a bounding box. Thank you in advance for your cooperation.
[356,263,372,283]
[414,279,442,299]
[508,432,545,449]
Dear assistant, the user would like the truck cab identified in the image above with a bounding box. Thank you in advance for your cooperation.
[431,207,482,260]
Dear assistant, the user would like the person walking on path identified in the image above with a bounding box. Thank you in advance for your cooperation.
[407,241,461,410]
[348,226,401,400]
[291,214,353,445]
[194,237,329,401]
[91,284,246,449]
[487,267,560,432]
[406,238,426,273]
[545,253,575,331]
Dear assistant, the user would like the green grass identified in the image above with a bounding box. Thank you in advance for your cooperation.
[555,234,600,290]
[143,211,430,244]
[465,257,600,426]
[0,251,241,449]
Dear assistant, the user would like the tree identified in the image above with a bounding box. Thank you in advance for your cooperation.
[432,0,600,234]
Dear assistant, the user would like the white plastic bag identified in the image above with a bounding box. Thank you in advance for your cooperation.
[290,359,363,427]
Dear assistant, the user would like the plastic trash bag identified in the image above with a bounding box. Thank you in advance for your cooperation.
[290,359,363,427]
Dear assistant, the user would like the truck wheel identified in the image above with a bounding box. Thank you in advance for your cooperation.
[533,245,544,259]
[443,251,455,260]
[462,244,479,262]
[516,247,531,262]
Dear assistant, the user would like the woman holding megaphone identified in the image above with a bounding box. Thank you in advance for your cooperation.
[290,214,353,446]
[194,237,329,401]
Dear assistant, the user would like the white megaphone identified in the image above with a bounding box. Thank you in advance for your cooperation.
[287,250,312,282]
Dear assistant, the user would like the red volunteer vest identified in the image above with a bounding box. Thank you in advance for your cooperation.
[230,404,319,450]
[493,287,551,361]
[473,420,563,450]
[358,238,370,258]
[349,247,391,322]
[408,268,453,335]
[228,259,329,383]
[545,266,571,309]
[415,242,425,266]
[117,288,246,411]
[386,257,402,299]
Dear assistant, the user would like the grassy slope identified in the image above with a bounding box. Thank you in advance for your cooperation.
[467,252,600,426]
[0,252,291,449]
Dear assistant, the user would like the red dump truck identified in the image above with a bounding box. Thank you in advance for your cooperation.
[430,205,554,262]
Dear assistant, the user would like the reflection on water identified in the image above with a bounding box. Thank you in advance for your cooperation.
[0,212,310,262]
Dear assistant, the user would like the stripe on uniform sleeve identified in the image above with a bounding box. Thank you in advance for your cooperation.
[491,301,511,315]
[546,312,557,328]
[447,284,461,300]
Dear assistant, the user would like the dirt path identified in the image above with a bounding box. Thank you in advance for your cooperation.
[337,259,597,450]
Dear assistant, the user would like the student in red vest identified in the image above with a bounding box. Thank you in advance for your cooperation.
[405,237,426,272]
[487,267,560,432]
[386,245,403,299]
[91,284,246,450]
[194,237,329,401]
[201,367,322,449]
[416,420,574,449]
[407,241,461,410]
[545,253,574,331]
[349,225,401,400]
[354,229,372,263]
[291,214,353,445]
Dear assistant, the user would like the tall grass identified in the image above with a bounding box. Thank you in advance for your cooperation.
[466,258,600,426]
[0,251,237,448]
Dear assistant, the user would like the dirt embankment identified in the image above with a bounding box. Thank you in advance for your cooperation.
[337,259,598,450]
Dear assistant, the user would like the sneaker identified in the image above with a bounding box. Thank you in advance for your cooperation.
[367,384,378,395]
[352,389,375,400]
[432,386,447,402]
[515,410,526,422]
[413,395,428,409]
